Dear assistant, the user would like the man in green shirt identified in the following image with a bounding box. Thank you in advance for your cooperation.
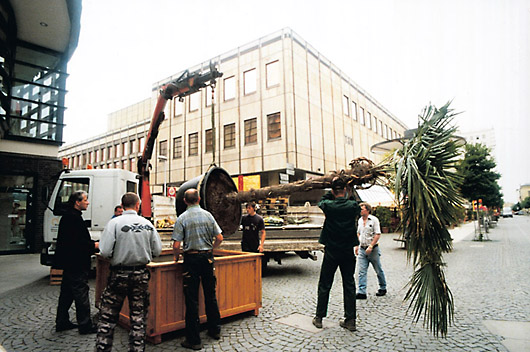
[312,177,361,332]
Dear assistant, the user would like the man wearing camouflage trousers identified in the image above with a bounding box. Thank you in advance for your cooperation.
[96,193,162,352]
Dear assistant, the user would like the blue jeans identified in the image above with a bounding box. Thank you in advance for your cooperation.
[357,246,386,294]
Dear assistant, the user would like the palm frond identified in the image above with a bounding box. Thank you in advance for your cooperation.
[390,101,464,337]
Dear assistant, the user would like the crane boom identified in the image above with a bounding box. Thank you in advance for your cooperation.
[138,65,223,218]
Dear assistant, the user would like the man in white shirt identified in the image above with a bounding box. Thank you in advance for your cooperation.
[355,203,387,299]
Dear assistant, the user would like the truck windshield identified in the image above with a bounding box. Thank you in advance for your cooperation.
[53,178,90,215]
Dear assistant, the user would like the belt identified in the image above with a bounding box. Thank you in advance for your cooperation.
[185,250,213,255]
[110,265,147,271]
[361,244,378,250]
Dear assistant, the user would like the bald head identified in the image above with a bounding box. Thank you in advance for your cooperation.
[184,188,200,205]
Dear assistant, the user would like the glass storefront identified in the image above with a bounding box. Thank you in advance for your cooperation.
[0,175,34,253]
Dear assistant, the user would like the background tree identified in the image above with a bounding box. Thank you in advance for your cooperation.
[457,143,503,208]
[521,196,530,209]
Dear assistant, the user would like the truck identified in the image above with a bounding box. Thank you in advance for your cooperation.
[41,168,138,266]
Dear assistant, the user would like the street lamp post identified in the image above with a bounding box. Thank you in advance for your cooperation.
[158,155,168,196]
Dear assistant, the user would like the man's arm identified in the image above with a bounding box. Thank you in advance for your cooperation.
[213,233,223,249]
[99,221,116,258]
[258,229,266,252]
[151,228,163,257]
[172,240,181,262]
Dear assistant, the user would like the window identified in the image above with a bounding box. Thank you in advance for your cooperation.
[366,112,372,129]
[174,100,183,116]
[244,68,257,95]
[107,146,112,160]
[205,129,213,153]
[122,142,127,156]
[159,140,168,157]
[384,124,389,139]
[129,140,135,154]
[360,107,365,125]
[224,76,236,101]
[189,132,198,156]
[173,136,182,159]
[189,92,199,112]
[372,116,378,133]
[267,112,281,140]
[129,157,135,171]
[351,101,357,121]
[266,60,280,87]
[88,152,92,164]
[139,137,145,152]
[380,121,384,136]
[244,118,258,145]
[343,96,350,116]
[101,148,105,161]
[114,144,120,158]
[54,178,90,215]
[224,123,236,149]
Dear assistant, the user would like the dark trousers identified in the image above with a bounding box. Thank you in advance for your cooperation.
[56,269,92,328]
[315,247,357,321]
[183,252,221,345]
[96,268,150,352]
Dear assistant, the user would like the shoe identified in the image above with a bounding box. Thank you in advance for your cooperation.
[207,330,221,340]
[56,321,78,332]
[340,318,357,331]
[356,293,367,299]
[78,324,97,335]
[181,340,203,350]
[376,289,387,296]
[312,316,323,329]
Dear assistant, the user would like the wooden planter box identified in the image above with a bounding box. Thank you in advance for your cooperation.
[95,249,262,344]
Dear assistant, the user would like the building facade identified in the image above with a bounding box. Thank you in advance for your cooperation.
[0,0,81,254]
[59,29,407,199]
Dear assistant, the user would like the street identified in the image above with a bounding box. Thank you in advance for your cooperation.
[0,216,529,351]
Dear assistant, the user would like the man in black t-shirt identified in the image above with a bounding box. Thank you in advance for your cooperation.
[241,202,266,253]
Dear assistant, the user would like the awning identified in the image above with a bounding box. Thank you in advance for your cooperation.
[355,185,397,207]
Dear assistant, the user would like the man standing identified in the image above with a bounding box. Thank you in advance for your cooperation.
[172,188,223,350]
[355,203,387,299]
[96,193,162,352]
[241,202,266,253]
[112,205,123,218]
[312,178,360,332]
[54,190,99,334]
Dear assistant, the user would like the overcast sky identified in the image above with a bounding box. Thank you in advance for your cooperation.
[63,0,530,203]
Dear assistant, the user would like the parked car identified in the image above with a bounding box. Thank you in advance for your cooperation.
[502,207,513,218]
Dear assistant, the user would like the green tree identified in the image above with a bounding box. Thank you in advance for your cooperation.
[522,196,530,209]
[457,143,503,208]
[388,102,464,337]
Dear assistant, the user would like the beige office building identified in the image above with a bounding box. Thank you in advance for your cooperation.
[59,28,407,196]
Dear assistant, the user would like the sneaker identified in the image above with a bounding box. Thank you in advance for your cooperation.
[339,318,357,331]
[356,293,367,299]
[376,289,387,296]
[312,316,323,329]
[78,324,97,335]
[207,330,221,340]
[181,340,203,350]
[56,321,78,332]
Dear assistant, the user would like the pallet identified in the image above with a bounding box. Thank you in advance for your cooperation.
[50,269,63,286]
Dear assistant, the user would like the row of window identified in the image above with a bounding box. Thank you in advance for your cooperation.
[342,95,402,140]
[174,60,280,115]
[67,112,282,167]
[69,136,146,167]
[159,112,282,159]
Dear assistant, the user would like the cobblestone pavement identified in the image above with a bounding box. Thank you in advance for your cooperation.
[1,217,529,351]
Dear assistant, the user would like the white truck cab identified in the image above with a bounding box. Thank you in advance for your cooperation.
[41,169,139,266]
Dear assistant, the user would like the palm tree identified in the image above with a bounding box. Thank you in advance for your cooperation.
[388,102,464,337]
